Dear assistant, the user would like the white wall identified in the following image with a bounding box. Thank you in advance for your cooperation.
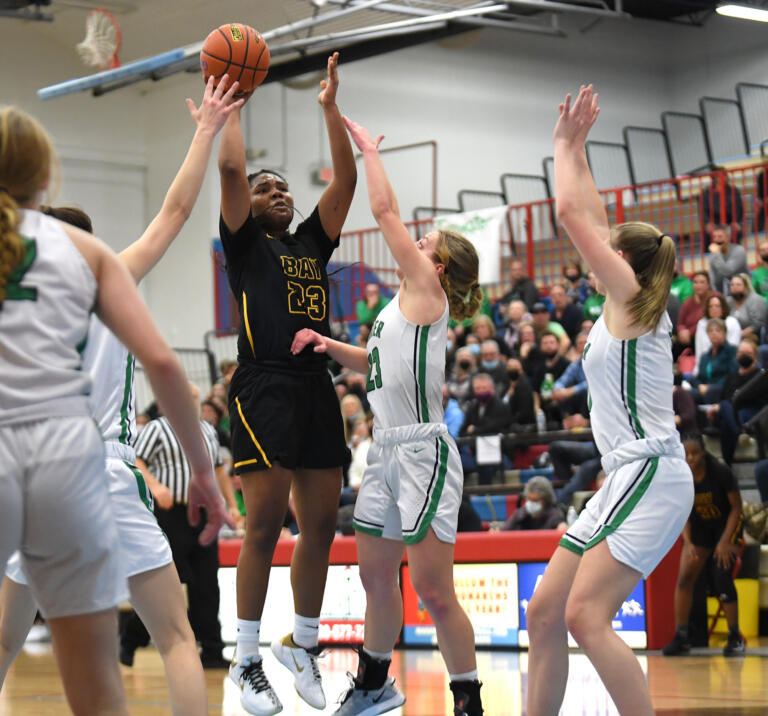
[4,12,768,347]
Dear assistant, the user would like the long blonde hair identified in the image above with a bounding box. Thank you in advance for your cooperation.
[0,107,55,307]
[432,229,482,321]
[610,222,675,329]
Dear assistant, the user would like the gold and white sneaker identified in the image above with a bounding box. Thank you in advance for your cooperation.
[270,633,325,709]
[229,654,282,715]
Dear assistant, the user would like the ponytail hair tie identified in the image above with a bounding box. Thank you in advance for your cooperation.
[657,233,667,247]
[462,283,480,304]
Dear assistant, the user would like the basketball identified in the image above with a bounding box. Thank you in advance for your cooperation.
[200,23,270,94]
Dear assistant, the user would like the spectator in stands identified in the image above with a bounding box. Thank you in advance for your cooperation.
[346,417,372,490]
[706,339,768,465]
[530,332,571,425]
[201,398,231,450]
[580,318,594,335]
[562,259,590,306]
[752,241,768,299]
[502,477,566,531]
[448,346,477,411]
[442,383,465,440]
[459,373,512,485]
[219,359,237,388]
[471,314,497,345]
[499,299,529,356]
[340,393,365,446]
[531,301,571,356]
[670,267,693,305]
[727,273,767,342]
[673,372,698,436]
[582,271,605,322]
[676,271,711,359]
[666,292,682,334]
[518,322,540,375]
[700,171,744,244]
[456,496,484,533]
[355,282,390,325]
[662,435,745,657]
[708,224,748,296]
[694,294,741,372]
[499,258,539,311]
[755,167,767,232]
[480,339,508,396]
[502,357,535,428]
[552,332,589,419]
[446,326,457,368]
[549,283,584,343]
[549,439,601,508]
[355,322,370,348]
[465,334,481,359]
[691,318,738,403]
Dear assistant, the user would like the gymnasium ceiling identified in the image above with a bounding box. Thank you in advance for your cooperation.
[0,1,733,96]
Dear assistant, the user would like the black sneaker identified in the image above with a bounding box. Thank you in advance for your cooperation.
[662,632,690,656]
[200,652,230,670]
[118,643,136,667]
[450,679,483,716]
[723,634,746,656]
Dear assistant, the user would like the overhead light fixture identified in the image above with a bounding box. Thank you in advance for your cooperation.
[716,4,768,22]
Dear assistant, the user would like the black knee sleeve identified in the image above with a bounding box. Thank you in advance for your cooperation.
[711,563,738,603]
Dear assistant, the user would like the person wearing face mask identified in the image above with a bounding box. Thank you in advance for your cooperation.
[562,259,590,307]
[751,241,768,300]
[479,339,509,395]
[502,476,566,531]
[503,358,535,428]
[706,339,768,465]
[530,332,571,426]
[727,273,767,342]
[447,346,477,411]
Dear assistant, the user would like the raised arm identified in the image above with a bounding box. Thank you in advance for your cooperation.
[553,86,638,302]
[121,76,243,283]
[218,91,254,234]
[317,53,357,239]
[291,328,368,374]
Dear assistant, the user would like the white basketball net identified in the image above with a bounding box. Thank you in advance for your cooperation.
[77,9,121,70]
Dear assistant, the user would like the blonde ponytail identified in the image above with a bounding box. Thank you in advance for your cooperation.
[0,189,22,306]
[612,222,676,330]
[432,228,482,321]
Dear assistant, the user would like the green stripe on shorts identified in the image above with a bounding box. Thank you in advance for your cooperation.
[352,521,383,537]
[585,456,659,550]
[404,437,449,545]
[559,536,584,556]
[124,460,153,511]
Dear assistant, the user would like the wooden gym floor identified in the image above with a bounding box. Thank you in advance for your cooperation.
[2,640,768,714]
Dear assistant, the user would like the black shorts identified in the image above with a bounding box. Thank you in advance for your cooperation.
[690,520,743,550]
[229,368,347,473]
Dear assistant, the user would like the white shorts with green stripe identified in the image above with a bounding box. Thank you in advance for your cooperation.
[353,423,462,545]
[559,435,693,578]
[5,444,170,587]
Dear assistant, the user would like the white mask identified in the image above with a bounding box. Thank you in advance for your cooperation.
[525,500,543,516]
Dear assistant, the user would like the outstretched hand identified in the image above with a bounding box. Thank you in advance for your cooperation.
[318,52,341,108]
[553,84,600,146]
[291,328,328,355]
[186,74,245,134]
[187,468,235,545]
[343,116,384,153]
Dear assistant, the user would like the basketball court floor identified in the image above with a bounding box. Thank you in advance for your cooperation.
[2,640,767,714]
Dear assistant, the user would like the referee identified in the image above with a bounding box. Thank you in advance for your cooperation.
[120,384,239,669]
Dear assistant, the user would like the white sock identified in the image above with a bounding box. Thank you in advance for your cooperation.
[363,647,392,661]
[449,669,478,682]
[293,614,319,649]
[236,618,261,660]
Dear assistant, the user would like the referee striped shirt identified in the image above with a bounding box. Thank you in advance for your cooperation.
[134,416,222,505]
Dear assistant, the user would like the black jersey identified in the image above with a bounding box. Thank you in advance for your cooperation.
[220,206,338,374]
[690,453,738,532]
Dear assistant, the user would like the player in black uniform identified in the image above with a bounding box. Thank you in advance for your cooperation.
[663,435,745,657]
[219,53,356,716]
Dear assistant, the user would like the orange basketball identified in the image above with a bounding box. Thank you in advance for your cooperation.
[200,23,270,93]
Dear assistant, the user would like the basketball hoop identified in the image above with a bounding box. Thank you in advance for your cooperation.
[77,8,122,71]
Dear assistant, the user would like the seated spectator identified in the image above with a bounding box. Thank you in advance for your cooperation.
[552,332,589,419]
[459,373,512,485]
[446,326,458,369]
[727,273,767,342]
[447,346,477,410]
[457,495,484,533]
[562,258,590,307]
[671,266,694,304]
[663,435,745,657]
[582,271,605,322]
[219,359,237,388]
[531,301,571,356]
[465,333,481,359]
[580,318,594,335]
[480,339,508,396]
[673,372,698,436]
[700,172,744,246]
[502,476,566,531]
[442,383,465,440]
[209,382,230,432]
[548,283,584,343]
[340,393,366,446]
[200,398,231,450]
[694,294,741,372]
[549,438,601,507]
[471,314,497,345]
[708,224,748,295]
[356,282,390,325]
[706,339,768,465]
[755,167,767,233]
[752,241,768,299]
[529,332,571,425]
[499,258,539,311]
[518,321,540,374]
[676,271,711,359]
[347,417,372,489]
[691,318,738,404]
[502,357,535,428]
[356,322,371,348]
[498,299,529,356]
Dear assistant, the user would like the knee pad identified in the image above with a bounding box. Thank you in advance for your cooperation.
[711,564,738,603]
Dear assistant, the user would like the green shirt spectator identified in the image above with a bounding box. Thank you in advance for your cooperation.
[582,292,605,321]
[752,243,768,299]
[670,273,693,303]
[356,283,390,325]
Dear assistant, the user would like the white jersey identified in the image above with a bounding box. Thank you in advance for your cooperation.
[0,210,94,425]
[365,291,448,430]
[84,317,136,447]
[582,313,680,457]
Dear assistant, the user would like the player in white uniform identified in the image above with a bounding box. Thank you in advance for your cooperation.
[525,86,693,716]
[0,106,230,715]
[0,79,241,714]
[291,118,485,716]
